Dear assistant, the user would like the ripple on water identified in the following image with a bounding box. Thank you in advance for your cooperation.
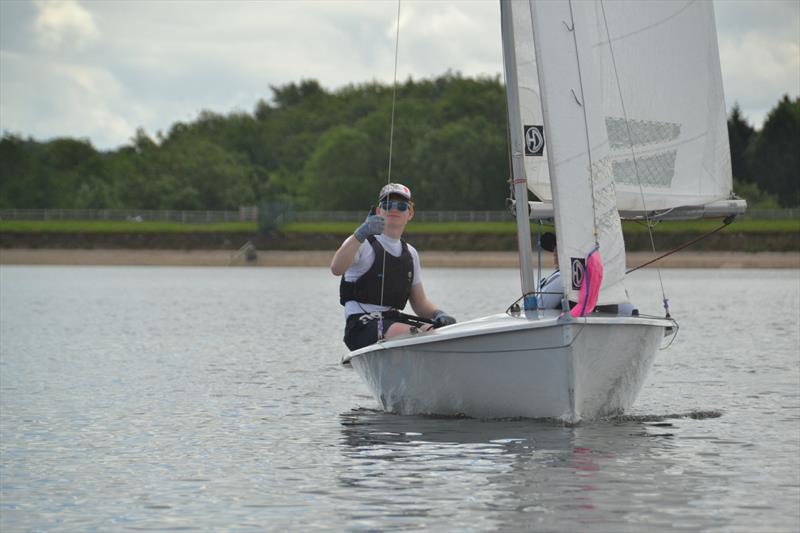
[0,266,798,532]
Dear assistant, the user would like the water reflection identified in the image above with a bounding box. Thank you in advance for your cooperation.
[337,409,738,531]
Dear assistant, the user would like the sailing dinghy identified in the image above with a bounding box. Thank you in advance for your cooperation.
[342,0,746,422]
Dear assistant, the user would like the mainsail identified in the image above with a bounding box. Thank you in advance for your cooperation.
[512,0,734,213]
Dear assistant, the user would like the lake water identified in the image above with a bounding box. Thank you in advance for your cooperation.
[1,265,798,532]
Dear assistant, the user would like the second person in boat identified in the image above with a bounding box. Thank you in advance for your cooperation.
[331,183,457,351]
[538,231,563,309]
[537,231,637,315]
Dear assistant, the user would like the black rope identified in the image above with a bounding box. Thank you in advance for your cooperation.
[626,215,736,275]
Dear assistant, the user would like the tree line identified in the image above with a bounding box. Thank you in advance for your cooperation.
[1,75,797,211]
[727,96,799,208]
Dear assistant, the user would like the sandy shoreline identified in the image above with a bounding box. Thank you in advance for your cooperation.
[1,248,798,268]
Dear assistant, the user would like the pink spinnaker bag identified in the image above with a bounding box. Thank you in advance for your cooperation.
[570,247,603,318]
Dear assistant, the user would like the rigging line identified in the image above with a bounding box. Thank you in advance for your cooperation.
[595,0,697,47]
[536,223,542,306]
[378,0,402,321]
[567,0,600,244]
[385,0,401,186]
[625,217,734,274]
[598,0,670,314]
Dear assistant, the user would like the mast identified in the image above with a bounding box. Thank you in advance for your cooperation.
[500,0,537,308]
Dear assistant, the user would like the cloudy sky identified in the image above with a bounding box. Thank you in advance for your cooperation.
[1,0,798,151]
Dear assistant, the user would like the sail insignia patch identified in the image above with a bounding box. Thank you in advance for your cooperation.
[523,125,544,156]
[570,258,586,290]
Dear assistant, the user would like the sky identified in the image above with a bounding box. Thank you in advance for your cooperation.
[0,0,798,151]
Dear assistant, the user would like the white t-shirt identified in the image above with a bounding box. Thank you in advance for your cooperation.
[343,234,422,318]
[539,269,563,309]
[538,268,636,315]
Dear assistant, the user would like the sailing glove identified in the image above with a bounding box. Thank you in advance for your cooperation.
[432,309,456,328]
[354,214,385,242]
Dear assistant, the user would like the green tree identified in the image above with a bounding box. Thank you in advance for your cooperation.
[746,95,800,207]
[733,179,779,209]
[157,136,256,209]
[25,75,798,212]
[411,117,508,210]
[74,177,116,209]
[271,79,326,109]
[114,130,169,208]
[302,125,378,210]
[727,102,755,183]
[0,134,48,207]
[42,138,106,208]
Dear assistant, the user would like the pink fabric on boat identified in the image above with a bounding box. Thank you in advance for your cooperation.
[570,247,603,318]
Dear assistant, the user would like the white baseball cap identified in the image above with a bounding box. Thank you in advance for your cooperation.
[379,183,412,201]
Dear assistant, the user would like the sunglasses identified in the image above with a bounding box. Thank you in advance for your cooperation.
[379,199,410,212]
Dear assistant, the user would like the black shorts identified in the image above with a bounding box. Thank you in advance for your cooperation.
[344,312,404,351]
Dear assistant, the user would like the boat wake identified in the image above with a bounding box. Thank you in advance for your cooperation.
[344,407,723,426]
[607,410,723,422]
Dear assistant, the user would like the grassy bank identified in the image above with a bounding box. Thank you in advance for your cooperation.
[2,218,798,234]
[287,219,799,234]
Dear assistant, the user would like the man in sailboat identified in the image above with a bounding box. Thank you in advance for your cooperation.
[331,183,457,351]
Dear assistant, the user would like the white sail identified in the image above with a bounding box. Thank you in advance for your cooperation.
[530,0,628,305]
[598,0,732,212]
[507,0,551,202]
[521,0,734,215]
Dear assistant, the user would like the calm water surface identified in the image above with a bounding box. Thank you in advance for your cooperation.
[1,266,798,532]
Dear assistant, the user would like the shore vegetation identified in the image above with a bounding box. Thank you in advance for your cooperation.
[2,219,796,235]
[1,78,797,212]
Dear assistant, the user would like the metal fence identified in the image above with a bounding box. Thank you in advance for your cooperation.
[292,210,515,223]
[0,207,797,224]
[0,207,258,223]
[0,207,515,223]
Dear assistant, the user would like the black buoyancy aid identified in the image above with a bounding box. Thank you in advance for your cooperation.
[339,236,414,309]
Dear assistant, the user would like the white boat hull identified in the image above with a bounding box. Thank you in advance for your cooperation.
[343,312,672,422]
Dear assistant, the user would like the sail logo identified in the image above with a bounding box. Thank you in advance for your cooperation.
[570,258,586,290]
[523,125,544,156]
